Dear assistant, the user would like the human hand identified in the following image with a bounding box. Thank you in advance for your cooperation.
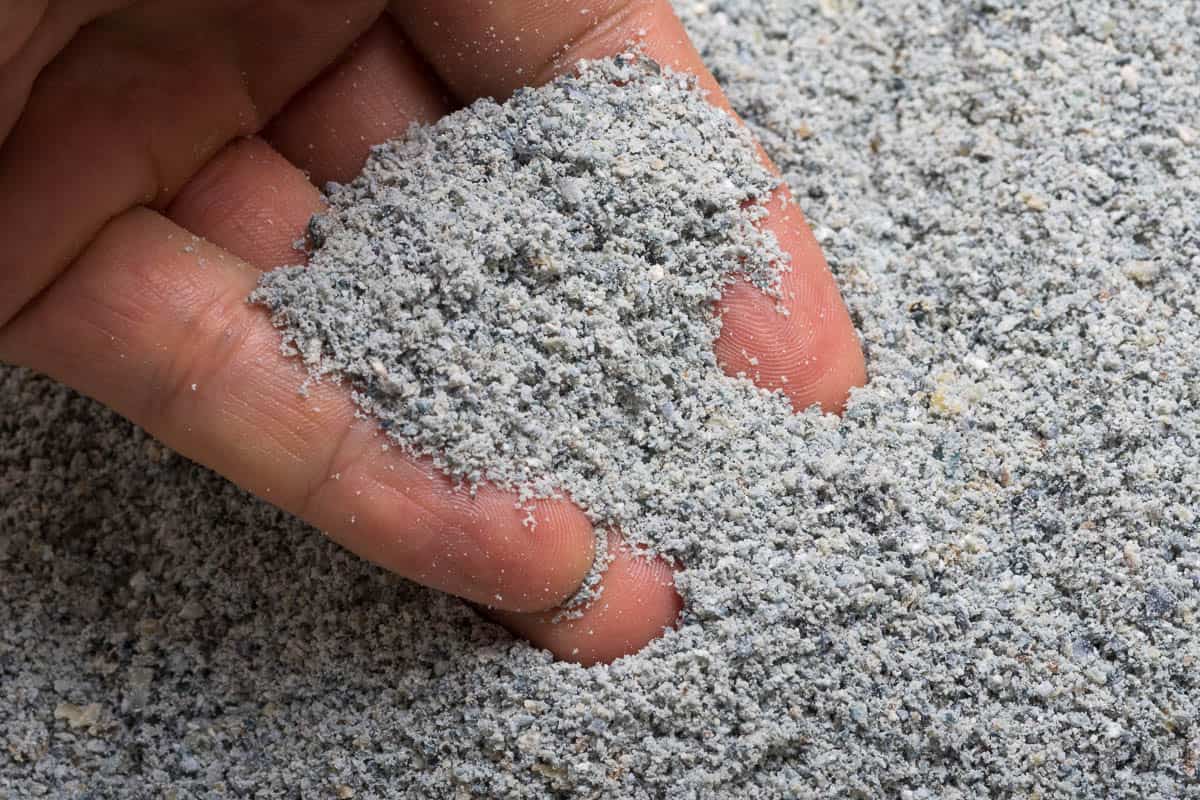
[0,1,865,665]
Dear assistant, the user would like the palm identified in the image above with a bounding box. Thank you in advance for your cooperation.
[0,1,863,665]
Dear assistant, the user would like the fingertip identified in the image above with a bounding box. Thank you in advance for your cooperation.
[807,329,867,414]
[166,136,323,271]
[472,494,600,613]
[491,534,682,666]
[715,187,866,414]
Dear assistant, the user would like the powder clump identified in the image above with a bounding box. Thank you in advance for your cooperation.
[252,55,794,569]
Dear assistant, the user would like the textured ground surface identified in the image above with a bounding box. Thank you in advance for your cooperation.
[2,1,1198,797]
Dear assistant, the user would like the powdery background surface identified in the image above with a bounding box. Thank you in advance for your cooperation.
[2,1,1198,797]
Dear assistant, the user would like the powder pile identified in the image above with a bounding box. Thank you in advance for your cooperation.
[2,1,1198,798]
[251,57,792,557]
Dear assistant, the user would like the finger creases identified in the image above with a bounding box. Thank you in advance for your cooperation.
[0,207,595,613]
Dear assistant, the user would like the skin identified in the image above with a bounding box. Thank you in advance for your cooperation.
[0,1,865,667]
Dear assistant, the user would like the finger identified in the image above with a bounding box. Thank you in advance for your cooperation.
[715,187,868,413]
[0,208,596,612]
[0,0,384,331]
[264,17,451,187]
[395,0,866,413]
[167,136,323,270]
[491,535,682,666]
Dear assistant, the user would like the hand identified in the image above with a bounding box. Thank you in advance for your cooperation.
[0,1,865,665]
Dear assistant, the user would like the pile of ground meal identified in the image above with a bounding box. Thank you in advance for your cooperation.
[251,56,792,545]
[2,1,1198,797]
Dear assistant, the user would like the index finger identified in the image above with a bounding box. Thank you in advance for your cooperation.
[393,0,866,412]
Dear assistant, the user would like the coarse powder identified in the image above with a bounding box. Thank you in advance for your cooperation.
[251,56,794,591]
[2,2,1198,798]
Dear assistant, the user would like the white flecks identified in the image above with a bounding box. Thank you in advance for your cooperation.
[1122,259,1160,285]
[54,702,102,731]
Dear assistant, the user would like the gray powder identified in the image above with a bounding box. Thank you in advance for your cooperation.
[252,56,789,611]
[2,1,1199,798]
[252,56,788,527]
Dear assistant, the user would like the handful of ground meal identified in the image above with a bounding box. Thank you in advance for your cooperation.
[253,55,800,574]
